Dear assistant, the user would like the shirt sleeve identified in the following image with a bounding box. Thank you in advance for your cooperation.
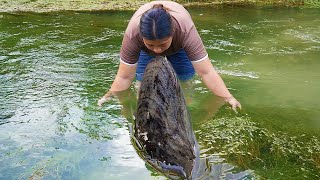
[182,25,208,62]
[119,33,142,65]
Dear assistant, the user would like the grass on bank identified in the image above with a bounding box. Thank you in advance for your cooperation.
[177,0,320,8]
[0,0,320,12]
[176,0,320,8]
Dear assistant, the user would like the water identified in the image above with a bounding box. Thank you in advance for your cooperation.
[0,7,319,179]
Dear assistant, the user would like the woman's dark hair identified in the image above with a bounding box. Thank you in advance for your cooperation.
[140,4,173,40]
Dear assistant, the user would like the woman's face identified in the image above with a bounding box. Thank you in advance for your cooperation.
[142,36,173,54]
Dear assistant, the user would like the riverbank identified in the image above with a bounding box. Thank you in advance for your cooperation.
[0,0,148,12]
[0,0,319,13]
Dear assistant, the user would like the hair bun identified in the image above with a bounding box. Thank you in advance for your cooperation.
[152,4,164,9]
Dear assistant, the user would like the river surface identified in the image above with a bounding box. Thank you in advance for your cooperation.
[0,7,319,179]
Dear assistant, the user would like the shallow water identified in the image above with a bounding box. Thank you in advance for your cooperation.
[0,7,319,179]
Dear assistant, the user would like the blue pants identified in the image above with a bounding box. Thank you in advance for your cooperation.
[136,49,195,81]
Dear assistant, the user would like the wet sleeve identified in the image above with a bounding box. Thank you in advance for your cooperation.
[119,33,141,65]
[182,26,208,62]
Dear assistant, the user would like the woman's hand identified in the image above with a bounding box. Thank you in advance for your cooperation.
[224,96,242,113]
[97,91,113,107]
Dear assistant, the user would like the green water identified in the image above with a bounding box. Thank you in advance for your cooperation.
[0,7,319,179]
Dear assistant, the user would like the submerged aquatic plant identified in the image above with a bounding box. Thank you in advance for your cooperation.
[197,113,320,179]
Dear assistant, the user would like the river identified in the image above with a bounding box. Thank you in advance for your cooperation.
[0,7,319,179]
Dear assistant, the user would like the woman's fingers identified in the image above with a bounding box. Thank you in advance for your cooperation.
[97,91,113,107]
[224,96,242,113]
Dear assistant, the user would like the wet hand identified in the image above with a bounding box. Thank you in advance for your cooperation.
[97,91,113,107]
[224,96,242,113]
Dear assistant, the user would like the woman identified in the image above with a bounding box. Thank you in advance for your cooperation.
[98,1,241,111]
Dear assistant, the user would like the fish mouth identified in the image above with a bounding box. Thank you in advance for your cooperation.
[131,135,198,179]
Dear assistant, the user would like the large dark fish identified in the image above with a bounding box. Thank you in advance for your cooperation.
[132,56,199,179]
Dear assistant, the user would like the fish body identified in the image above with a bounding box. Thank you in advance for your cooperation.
[133,56,199,179]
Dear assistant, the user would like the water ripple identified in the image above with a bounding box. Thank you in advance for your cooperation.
[218,69,259,79]
[284,29,320,43]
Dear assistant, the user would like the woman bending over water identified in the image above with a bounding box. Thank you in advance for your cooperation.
[98,1,241,111]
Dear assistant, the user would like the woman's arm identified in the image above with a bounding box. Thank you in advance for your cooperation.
[192,56,242,111]
[110,61,136,91]
[98,61,136,106]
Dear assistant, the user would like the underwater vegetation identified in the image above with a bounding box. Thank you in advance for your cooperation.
[197,110,320,179]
